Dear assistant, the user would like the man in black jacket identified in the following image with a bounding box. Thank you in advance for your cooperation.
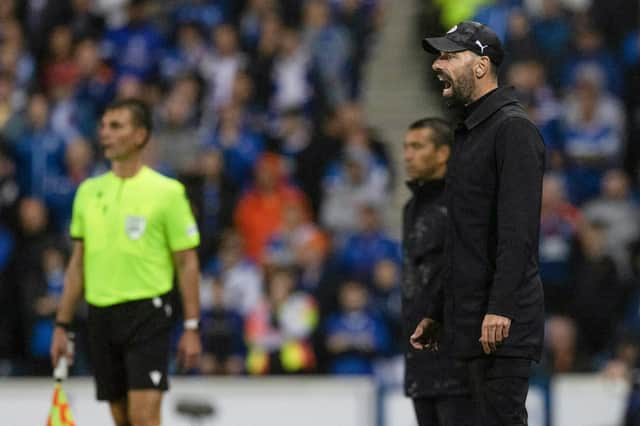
[403,118,472,426]
[411,21,545,426]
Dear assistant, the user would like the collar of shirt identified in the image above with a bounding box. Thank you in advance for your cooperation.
[405,178,446,198]
[462,86,520,130]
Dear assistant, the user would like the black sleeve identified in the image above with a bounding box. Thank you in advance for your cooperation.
[417,206,448,322]
[488,118,545,319]
[421,268,444,322]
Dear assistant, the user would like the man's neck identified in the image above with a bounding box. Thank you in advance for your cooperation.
[467,82,499,106]
[112,157,143,178]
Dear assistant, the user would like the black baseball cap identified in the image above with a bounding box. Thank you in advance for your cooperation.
[422,21,504,66]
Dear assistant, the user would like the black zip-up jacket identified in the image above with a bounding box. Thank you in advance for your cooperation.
[427,87,546,361]
[402,178,468,397]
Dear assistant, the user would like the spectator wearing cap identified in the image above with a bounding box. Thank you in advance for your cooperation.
[412,21,545,425]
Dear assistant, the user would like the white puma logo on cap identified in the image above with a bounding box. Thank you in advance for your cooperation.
[475,40,489,54]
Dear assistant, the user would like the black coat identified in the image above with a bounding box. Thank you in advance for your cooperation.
[402,179,468,398]
[436,87,546,361]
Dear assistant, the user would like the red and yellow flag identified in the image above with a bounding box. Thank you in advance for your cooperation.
[46,383,75,426]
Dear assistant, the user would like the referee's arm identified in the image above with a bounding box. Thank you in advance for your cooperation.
[51,241,85,366]
[173,248,201,370]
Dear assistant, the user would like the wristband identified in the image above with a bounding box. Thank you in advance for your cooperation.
[183,319,199,331]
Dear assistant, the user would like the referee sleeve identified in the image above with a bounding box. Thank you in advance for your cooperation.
[70,183,87,240]
[165,183,200,251]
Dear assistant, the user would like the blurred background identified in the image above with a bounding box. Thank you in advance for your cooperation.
[0,0,638,425]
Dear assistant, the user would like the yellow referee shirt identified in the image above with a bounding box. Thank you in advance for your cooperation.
[70,166,200,307]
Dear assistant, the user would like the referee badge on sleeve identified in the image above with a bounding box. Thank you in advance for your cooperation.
[125,215,147,240]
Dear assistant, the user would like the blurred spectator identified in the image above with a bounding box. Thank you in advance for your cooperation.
[101,0,164,80]
[199,276,245,375]
[264,198,327,267]
[160,21,209,82]
[571,220,626,359]
[538,316,591,376]
[245,266,318,374]
[370,258,402,355]
[0,72,21,141]
[334,0,383,98]
[235,153,309,262]
[473,0,514,42]
[336,204,400,283]
[172,0,226,31]
[531,0,571,86]
[4,198,60,373]
[271,28,313,113]
[206,230,262,316]
[561,26,623,96]
[239,0,277,51]
[201,24,247,111]
[151,86,201,176]
[539,174,580,314]
[44,138,95,231]
[73,37,116,116]
[622,27,640,180]
[13,92,66,199]
[561,64,626,204]
[182,148,239,264]
[69,0,106,41]
[247,12,280,111]
[582,170,639,280]
[302,0,353,108]
[506,60,563,154]
[589,0,639,50]
[181,149,239,265]
[323,280,389,374]
[320,144,390,234]
[26,245,67,375]
[502,8,541,68]
[268,109,341,214]
[0,19,35,93]
[205,103,263,188]
[0,144,18,223]
[18,0,73,62]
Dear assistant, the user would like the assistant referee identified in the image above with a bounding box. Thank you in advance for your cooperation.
[50,99,202,426]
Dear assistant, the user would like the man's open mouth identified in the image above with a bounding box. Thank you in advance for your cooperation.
[437,74,452,91]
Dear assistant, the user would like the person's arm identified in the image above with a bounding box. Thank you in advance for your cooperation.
[50,241,85,367]
[481,118,544,354]
[173,248,202,370]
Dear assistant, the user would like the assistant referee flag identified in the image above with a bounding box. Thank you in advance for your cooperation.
[46,382,75,426]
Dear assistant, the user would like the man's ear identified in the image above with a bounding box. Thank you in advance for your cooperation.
[135,127,149,149]
[475,57,490,78]
[437,144,451,164]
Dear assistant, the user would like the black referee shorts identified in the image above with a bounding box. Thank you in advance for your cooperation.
[87,293,174,401]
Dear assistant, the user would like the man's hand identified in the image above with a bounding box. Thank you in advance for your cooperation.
[479,314,511,354]
[50,327,73,367]
[410,317,441,351]
[177,330,202,371]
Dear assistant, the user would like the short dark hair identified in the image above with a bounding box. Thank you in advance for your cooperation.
[408,117,453,147]
[104,98,152,144]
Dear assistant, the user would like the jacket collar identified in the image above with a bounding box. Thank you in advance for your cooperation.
[462,86,520,131]
[406,178,445,198]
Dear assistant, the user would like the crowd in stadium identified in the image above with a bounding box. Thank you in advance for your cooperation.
[0,0,639,387]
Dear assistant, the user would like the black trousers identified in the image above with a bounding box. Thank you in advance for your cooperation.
[413,395,474,426]
[467,357,531,426]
